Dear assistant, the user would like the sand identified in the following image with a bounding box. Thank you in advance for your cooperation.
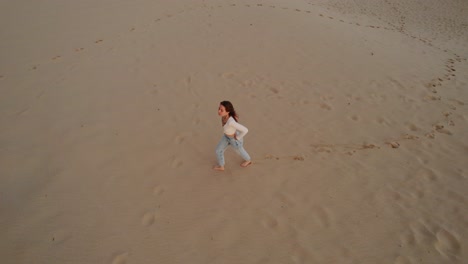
[1,0,467,263]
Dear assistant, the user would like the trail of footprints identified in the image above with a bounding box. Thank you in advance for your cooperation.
[259,193,334,263]
[0,2,462,76]
[138,185,165,230]
[398,221,462,260]
[110,185,165,263]
[221,61,463,157]
[1,2,465,158]
[1,5,461,263]
[2,1,461,78]
[109,184,165,263]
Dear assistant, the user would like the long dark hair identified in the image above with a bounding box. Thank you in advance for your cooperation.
[220,101,238,122]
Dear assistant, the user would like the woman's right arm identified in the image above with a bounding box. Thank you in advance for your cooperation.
[231,121,248,140]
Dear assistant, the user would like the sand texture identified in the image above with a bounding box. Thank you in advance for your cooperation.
[1,0,467,263]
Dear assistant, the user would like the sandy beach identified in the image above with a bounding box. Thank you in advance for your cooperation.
[1,0,467,263]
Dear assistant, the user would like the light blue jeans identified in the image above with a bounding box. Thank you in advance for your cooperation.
[215,134,251,166]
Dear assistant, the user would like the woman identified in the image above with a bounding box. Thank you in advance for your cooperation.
[213,101,252,171]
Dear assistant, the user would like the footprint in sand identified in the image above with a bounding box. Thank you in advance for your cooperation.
[443,112,455,126]
[174,135,185,144]
[171,157,183,168]
[192,116,200,125]
[269,87,279,94]
[448,99,464,106]
[52,56,61,60]
[293,155,304,161]
[311,206,332,228]
[434,229,461,259]
[433,124,452,135]
[406,123,421,132]
[319,103,332,111]
[95,39,103,44]
[447,104,457,110]
[402,134,419,140]
[362,144,379,149]
[142,211,157,226]
[312,145,333,153]
[265,154,280,160]
[74,48,84,52]
[112,252,128,264]
[409,221,461,259]
[261,215,279,229]
[376,116,391,126]
[425,132,436,139]
[386,142,400,148]
[425,94,441,101]
[153,185,166,196]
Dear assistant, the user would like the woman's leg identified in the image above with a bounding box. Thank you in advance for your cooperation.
[215,135,230,167]
[231,138,251,164]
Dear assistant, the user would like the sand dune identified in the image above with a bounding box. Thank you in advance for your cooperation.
[1,0,467,263]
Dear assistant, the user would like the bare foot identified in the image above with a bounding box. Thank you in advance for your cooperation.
[240,161,252,167]
[213,165,225,171]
